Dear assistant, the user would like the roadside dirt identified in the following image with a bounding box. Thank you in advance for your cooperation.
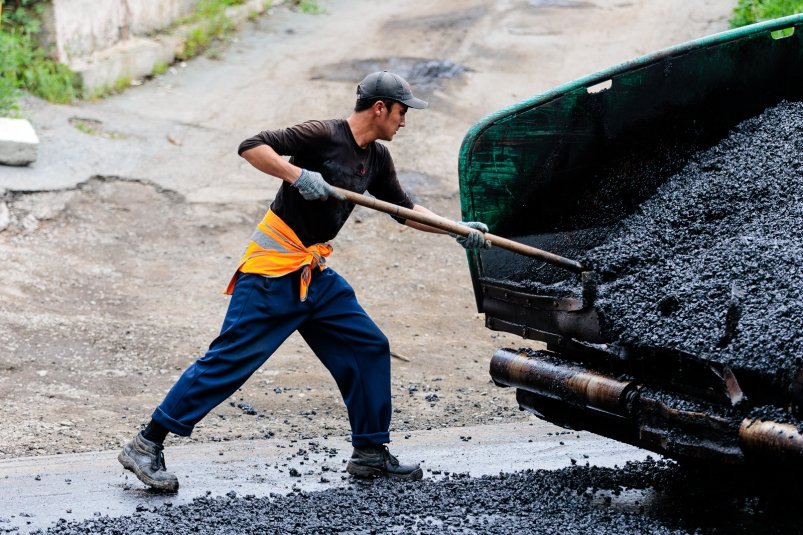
[0,0,734,459]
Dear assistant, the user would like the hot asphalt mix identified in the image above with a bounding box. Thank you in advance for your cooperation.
[37,459,803,535]
[589,101,803,381]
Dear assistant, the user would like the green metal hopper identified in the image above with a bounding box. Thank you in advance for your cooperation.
[459,14,803,467]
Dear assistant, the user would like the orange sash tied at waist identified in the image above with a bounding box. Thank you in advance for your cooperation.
[225,209,332,301]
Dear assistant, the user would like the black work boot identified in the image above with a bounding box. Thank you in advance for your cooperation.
[118,432,179,492]
[346,445,423,480]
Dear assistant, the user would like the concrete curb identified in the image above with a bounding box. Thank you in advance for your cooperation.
[72,0,272,95]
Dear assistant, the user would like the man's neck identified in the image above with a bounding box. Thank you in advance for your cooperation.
[346,112,376,149]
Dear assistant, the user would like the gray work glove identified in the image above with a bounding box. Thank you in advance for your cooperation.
[450,221,491,250]
[292,169,344,201]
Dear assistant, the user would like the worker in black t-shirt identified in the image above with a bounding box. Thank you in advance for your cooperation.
[118,71,490,491]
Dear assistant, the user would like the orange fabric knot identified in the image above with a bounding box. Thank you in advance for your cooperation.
[225,209,332,301]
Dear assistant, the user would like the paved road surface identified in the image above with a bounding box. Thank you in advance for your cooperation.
[0,421,650,534]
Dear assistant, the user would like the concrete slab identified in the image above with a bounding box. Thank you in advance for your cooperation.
[0,118,39,166]
[0,421,651,534]
[71,36,181,95]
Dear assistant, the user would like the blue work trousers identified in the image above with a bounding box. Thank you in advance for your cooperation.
[152,269,392,447]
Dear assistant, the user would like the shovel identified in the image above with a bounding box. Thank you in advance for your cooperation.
[332,186,586,273]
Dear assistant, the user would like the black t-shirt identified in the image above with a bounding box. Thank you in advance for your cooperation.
[238,119,414,246]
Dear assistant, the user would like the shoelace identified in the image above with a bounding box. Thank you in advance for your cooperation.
[382,446,400,467]
[152,444,167,471]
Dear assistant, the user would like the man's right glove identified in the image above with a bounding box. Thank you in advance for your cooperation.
[450,221,491,250]
[292,169,345,201]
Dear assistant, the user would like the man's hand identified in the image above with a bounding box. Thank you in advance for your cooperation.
[292,169,345,201]
[451,221,491,250]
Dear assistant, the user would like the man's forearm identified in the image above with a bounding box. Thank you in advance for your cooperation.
[240,145,301,183]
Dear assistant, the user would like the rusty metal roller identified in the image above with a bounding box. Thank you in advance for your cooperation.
[490,348,634,415]
[739,418,803,460]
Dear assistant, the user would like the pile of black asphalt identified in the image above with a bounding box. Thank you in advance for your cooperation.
[586,100,803,379]
[38,459,803,534]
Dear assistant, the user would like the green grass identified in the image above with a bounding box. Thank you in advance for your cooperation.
[295,0,323,14]
[0,9,80,115]
[0,74,21,116]
[175,0,246,60]
[193,0,247,20]
[86,75,133,100]
[69,116,128,139]
[152,61,169,77]
[731,0,803,27]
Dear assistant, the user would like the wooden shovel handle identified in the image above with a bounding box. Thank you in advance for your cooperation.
[332,187,586,273]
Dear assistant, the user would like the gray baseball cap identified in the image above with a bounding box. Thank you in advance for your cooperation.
[356,71,428,109]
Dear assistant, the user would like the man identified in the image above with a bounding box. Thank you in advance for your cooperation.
[118,71,490,491]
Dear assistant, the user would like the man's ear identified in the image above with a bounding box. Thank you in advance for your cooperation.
[373,101,384,116]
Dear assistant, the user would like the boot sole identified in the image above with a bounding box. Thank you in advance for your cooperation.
[346,462,423,481]
[118,451,179,492]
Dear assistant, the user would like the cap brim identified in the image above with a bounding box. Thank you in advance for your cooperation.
[400,96,428,110]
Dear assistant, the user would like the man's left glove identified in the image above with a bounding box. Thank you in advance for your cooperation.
[450,221,491,250]
[293,169,345,201]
